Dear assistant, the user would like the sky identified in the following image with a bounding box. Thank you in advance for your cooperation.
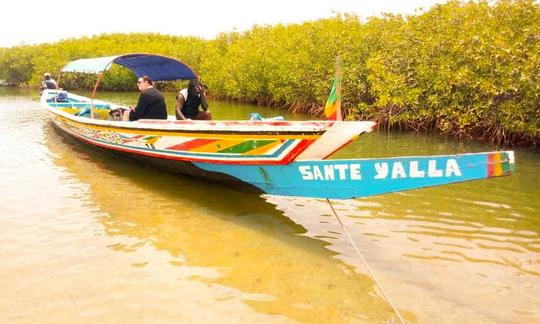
[1,0,447,48]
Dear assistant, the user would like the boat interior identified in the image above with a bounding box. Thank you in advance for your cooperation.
[43,90,114,120]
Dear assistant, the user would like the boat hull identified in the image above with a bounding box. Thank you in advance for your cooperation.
[52,121,514,199]
[44,90,514,199]
[196,151,514,199]
[43,90,375,165]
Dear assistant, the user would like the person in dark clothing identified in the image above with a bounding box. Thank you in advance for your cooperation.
[123,76,167,121]
[42,73,57,90]
[175,79,211,120]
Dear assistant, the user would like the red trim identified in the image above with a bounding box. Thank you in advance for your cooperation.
[280,139,315,164]
[166,138,218,151]
[487,153,494,177]
[137,119,331,128]
[60,125,304,165]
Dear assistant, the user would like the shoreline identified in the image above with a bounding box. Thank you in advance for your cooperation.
[4,84,537,149]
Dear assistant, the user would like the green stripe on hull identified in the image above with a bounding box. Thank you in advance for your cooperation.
[218,140,276,154]
[501,152,512,174]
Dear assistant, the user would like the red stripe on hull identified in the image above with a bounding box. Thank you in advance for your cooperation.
[487,153,494,177]
[166,138,218,151]
[279,139,315,164]
[56,123,305,165]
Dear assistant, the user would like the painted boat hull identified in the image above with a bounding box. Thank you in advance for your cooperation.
[44,90,514,199]
[42,90,375,165]
[196,151,515,199]
[51,120,514,199]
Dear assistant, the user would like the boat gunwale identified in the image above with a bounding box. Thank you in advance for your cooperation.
[46,107,336,134]
[45,100,375,135]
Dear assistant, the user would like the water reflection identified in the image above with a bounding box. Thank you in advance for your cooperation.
[266,185,540,322]
[44,124,401,322]
[3,88,539,323]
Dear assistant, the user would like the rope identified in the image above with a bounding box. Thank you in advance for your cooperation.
[326,198,406,324]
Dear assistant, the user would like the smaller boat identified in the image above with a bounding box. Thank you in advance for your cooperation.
[43,53,514,199]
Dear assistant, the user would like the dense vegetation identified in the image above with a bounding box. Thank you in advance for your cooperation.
[1,0,538,146]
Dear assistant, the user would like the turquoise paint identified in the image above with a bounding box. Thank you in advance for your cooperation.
[195,152,514,199]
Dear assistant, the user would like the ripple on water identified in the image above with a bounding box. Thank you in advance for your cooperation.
[266,185,540,322]
[1,92,539,323]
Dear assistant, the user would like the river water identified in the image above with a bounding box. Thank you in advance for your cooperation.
[1,88,539,323]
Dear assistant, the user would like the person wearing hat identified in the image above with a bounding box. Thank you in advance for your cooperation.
[42,73,57,90]
[175,79,211,120]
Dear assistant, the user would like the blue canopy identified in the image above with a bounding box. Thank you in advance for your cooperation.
[61,53,197,81]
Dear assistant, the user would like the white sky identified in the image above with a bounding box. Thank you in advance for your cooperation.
[1,0,446,48]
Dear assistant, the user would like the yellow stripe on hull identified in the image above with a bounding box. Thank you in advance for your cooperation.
[493,152,503,176]
[189,139,244,153]
[243,140,283,155]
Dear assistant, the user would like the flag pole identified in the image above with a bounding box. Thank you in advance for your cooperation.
[334,56,342,121]
[324,56,342,121]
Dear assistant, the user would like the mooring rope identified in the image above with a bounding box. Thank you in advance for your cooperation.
[326,198,406,324]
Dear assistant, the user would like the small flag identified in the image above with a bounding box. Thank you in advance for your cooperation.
[324,56,342,121]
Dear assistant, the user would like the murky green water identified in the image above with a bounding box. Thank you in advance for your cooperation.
[1,88,539,323]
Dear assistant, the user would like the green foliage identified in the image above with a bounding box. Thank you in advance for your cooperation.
[361,0,539,145]
[0,1,538,146]
[0,33,208,90]
[0,45,37,85]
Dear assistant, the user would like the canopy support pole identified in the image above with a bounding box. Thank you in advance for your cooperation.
[54,69,63,107]
[90,72,105,119]
[55,69,62,90]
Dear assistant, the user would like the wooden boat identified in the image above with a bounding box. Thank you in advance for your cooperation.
[43,54,515,199]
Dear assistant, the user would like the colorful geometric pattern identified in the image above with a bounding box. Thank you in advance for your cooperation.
[43,90,514,199]
[487,152,513,177]
[50,113,320,165]
[166,138,280,154]
[43,89,379,166]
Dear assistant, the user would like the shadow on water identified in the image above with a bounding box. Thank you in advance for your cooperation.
[43,121,405,322]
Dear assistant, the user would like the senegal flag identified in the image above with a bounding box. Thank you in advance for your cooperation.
[324,56,342,121]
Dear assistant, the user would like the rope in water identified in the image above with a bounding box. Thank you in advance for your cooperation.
[326,198,406,324]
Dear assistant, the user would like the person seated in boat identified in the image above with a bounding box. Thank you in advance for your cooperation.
[41,73,57,90]
[109,108,124,121]
[175,79,211,120]
[122,76,167,121]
